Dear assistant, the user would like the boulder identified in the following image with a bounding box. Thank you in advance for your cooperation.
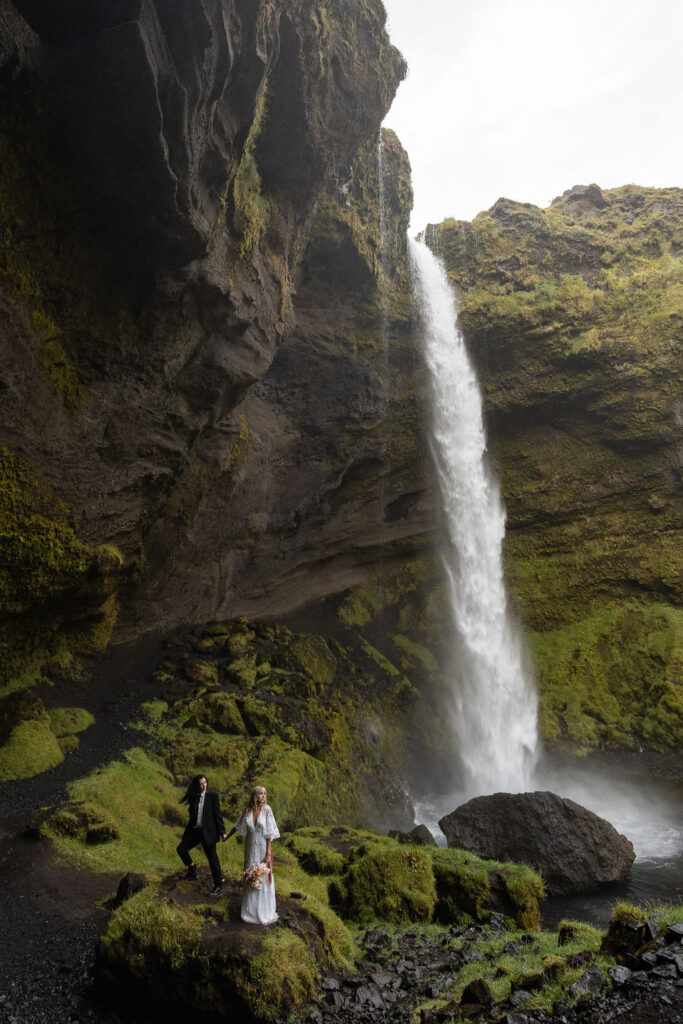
[391,824,437,846]
[115,872,147,906]
[439,791,635,896]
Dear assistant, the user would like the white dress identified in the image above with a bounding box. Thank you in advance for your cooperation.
[235,804,280,924]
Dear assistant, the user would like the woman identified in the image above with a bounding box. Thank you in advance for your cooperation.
[228,785,280,924]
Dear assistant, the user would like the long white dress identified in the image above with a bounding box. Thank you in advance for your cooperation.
[235,804,280,924]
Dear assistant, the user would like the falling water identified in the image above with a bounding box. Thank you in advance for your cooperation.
[409,236,538,797]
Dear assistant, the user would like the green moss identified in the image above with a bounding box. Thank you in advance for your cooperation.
[344,843,436,924]
[232,84,273,257]
[183,660,219,687]
[47,706,94,737]
[430,848,544,930]
[43,748,182,874]
[284,833,347,875]
[391,634,439,671]
[0,717,64,780]
[102,886,202,969]
[40,337,89,414]
[338,585,386,627]
[0,447,90,615]
[233,929,320,1020]
[359,638,401,677]
[533,601,682,753]
[273,635,337,689]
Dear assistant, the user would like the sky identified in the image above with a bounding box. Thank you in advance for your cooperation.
[381,0,683,231]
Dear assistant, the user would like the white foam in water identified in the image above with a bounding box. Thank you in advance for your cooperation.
[409,237,538,797]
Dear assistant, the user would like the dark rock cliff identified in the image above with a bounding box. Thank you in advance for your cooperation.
[0,1,438,674]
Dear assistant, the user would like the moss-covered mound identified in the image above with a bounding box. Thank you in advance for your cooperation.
[132,617,435,833]
[98,875,353,1023]
[426,185,683,754]
[284,827,543,930]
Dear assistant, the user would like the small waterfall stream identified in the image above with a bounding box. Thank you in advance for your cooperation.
[409,237,538,798]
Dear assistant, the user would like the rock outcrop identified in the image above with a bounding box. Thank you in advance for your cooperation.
[439,791,636,896]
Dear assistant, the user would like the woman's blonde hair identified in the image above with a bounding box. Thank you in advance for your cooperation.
[242,785,267,815]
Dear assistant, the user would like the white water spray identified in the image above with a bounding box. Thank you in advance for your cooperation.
[410,237,538,796]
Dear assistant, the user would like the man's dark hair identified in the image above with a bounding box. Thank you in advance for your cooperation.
[180,774,206,804]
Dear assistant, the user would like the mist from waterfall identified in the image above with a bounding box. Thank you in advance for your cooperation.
[409,236,538,798]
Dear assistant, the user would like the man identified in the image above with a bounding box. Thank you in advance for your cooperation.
[177,774,227,897]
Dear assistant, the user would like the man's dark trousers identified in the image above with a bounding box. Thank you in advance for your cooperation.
[177,789,225,886]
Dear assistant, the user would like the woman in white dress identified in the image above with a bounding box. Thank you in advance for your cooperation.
[229,785,280,924]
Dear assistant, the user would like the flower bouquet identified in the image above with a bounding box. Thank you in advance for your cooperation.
[243,863,268,890]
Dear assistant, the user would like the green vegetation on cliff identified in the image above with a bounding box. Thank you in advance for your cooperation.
[427,185,682,753]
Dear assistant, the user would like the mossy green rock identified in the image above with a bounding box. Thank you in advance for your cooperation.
[427,185,683,754]
[97,880,353,1022]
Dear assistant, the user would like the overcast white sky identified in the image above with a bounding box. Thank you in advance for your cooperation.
[381,0,683,230]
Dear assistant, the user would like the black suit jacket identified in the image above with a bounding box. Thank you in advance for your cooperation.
[183,789,225,845]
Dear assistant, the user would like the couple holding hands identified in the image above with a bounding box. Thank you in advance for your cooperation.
[177,775,279,926]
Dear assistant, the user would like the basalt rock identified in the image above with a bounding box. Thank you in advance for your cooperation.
[439,791,635,896]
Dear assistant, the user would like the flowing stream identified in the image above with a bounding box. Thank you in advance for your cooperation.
[409,237,538,798]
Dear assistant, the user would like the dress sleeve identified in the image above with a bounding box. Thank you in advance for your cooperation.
[263,806,280,840]
[234,810,247,836]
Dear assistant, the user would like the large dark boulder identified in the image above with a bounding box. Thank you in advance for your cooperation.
[438,791,635,896]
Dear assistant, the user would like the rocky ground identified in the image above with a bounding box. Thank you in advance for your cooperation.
[301,923,683,1024]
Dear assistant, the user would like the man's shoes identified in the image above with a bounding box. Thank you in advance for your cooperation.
[183,866,198,880]
[207,886,223,898]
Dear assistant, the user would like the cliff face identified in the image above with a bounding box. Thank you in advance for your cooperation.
[0,3,433,658]
[1,0,457,797]
[426,185,682,753]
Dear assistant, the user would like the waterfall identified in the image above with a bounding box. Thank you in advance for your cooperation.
[409,236,538,797]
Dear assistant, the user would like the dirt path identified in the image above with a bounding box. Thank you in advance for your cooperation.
[0,636,165,1024]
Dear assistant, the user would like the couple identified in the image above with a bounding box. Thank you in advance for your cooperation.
[176,775,280,925]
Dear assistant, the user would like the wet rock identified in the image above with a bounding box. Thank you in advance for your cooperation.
[652,964,679,980]
[461,978,493,1007]
[439,792,635,896]
[608,965,632,986]
[508,989,533,1007]
[511,972,544,992]
[390,823,437,846]
[557,923,578,946]
[114,872,147,906]
[569,965,606,997]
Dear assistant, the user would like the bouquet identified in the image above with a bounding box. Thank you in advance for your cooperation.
[244,863,268,890]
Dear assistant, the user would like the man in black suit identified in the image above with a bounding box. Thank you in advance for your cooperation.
[177,774,227,897]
